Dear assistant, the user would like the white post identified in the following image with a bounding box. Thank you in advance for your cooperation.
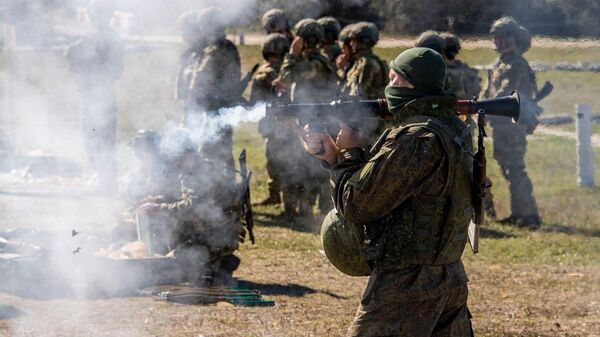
[3,25,16,148]
[576,104,595,187]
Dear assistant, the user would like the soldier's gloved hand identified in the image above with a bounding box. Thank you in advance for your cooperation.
[290,36,304,56]
[336,123,366,150]
[303,125,339,165]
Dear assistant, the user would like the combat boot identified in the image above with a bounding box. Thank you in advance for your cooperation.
[258,185,282,205]
[498,215,541,230]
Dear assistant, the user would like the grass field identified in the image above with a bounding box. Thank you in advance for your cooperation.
[1,42,600,336]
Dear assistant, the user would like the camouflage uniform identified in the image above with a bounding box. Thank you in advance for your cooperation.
[65,2,124,193]
[177,8,242,171]
[317,16,342,64]
[328,48,473,337]
[250,33,304,210]
[341,23,387,99]
[158,128,245,286]
[484,17,540,225]
[278,19,338,215]
[440,33,481,100]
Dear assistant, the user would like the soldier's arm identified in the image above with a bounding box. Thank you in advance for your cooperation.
[329,128,446,224]
[278,54,317,84]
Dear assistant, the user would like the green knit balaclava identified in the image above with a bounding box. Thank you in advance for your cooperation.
[385,47,447,121]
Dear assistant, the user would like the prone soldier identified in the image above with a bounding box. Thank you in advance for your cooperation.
[484,17,541,228]
[305,47,475,336]
[65,0,124,193]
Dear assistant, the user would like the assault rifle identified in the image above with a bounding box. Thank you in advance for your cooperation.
[239,149,255,244]
[267,92,522,253]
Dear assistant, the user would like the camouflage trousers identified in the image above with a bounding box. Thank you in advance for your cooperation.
[491,123,539,217]
[347,283,473,337]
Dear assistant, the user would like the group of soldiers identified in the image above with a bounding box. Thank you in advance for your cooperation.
[65,1,545,333]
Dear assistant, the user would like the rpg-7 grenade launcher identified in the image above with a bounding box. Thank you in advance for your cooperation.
[266,92,521,253]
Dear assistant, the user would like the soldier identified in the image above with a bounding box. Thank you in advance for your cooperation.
[305,47,474,336]
[144,128,246,286]
[249,34,296,211]
[414,30,445,54]
[317,16,342,64]
[261,8,293,42]
[440,32,481,100]
[484,17,540,228]
[65,0,124,193]
[440,32,496,219]
[176,7,242,172]
[274,18,338,216]
[340,22,387,99]
[335,23,357,85]
[126,130,180,207]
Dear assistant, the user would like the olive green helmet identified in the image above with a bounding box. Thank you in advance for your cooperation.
[294,18,325,43]
[490,16,531,53]
[317,16,342,44]
[262,8,289,34]
[196,7,226,41]
[415,30,445,54]
[320,209,372,277]
[262,33,290,60]
[349,21,379,48]
[338,23,355,46]
[440,32,461,60]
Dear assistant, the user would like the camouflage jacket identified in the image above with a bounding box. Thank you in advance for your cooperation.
[159,157,244,256]
[446,59,481,100]
[484,51,537,99]
[249,62,280,105]
[278,48,337,102]
[327,96,469,295]
[341,49,387,99]
[184,38,242,112]
[65,29,124,93]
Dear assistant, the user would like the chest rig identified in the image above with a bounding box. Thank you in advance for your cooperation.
[362,115,473,271]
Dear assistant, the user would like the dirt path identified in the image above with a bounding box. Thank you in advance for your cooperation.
[536,125,600,148]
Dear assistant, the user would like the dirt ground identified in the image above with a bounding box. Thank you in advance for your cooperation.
[0,176,599,337]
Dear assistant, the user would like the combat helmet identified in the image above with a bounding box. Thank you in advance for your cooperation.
[349,21,379,48]
[440,32,461,60]
[320,209,372,277]
[262,33,290,60]
[317,17,342,44]
[415,30,445,54]
[262,9,289,34]
[128,129,161,150]
[490,16,531,53]
[338,23,355,46]
[196,7,227,41]
[294,18,325,46]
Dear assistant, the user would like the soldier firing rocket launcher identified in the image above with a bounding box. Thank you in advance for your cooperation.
[267,92,522,253]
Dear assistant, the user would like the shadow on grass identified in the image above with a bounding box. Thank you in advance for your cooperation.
[541,223,600,237]
[237,280,347,299]
[480,227,516,239]
[254,211,322,233]
[0,305,26,319]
